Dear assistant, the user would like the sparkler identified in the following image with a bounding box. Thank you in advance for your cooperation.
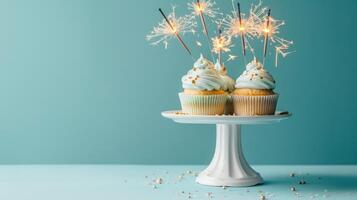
[255,5,293,67]
[158,8,192,55]
[146,7,196,56]
[189,0,220,59]
[237,2,246,56]
[262,9,271,65]
[212,28,232,64]
[221,1,259,62]
[188,0,220,19]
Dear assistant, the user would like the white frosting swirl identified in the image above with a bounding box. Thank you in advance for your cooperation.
[235,59,276,89]
[182,55,225,91]
[214,60,235,92]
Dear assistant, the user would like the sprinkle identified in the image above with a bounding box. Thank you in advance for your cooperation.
[155,177,163,184]
[299,180,306,185]
[186,170,192,174]
[260,194,266,200]
[290,173,295,177]
[291,186,296,191]
[192,80,196,84]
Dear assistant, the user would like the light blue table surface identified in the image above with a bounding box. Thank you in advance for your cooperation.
[0,165,355,200]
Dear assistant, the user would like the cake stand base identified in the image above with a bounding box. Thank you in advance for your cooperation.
[196,124,263,187]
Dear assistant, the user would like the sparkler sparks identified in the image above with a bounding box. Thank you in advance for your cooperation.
[221,7,256,39]
[212,35,232,54]
[222,1,293,66]
[188,0,221,60]
[212,31,233,64]
[255,8,293,67]
[188,0,221,19]
[227,54,238,61]
[221,1,263,58]
[147,1,293,66]
[146,6,196,51]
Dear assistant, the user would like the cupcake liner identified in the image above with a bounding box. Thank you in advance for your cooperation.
[224,95,234,115]
[232,94,279,116]
[179,92,227,115]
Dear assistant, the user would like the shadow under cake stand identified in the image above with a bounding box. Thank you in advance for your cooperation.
[162,110,291,187]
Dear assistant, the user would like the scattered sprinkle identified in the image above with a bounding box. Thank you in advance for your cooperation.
[291,186,296,191]
[290,173,295,177]
[299,180,306,185]
[155,177,163,184]
[259,194,266,200]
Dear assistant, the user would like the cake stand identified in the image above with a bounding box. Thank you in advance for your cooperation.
[162,110,291,187]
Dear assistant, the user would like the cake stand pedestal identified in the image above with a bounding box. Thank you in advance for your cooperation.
[162,111,291,187]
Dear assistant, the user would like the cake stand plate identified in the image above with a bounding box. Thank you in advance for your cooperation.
[162,111,291,187]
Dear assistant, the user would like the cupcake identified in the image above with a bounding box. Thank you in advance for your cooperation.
[179,55,227,115]
[232,59,278,116]
[214,60,235,115]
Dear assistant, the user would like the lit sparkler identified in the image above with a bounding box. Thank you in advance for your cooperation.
[188,0,220,59]
[262,9,271,64]
[212,29,232,64]
[221,1,261,59]
[237,3,246,56]
[146,6,196,55]
[188,0,220,20]
[255,6,293,67]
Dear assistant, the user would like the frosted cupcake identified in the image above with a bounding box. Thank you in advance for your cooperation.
[214,60,235,115]
[232,59,278,116]
[179,55,227,115]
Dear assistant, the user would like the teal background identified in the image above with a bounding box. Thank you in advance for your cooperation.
[0,0,355,164]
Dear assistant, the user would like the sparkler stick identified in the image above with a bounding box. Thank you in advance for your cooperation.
[196,0,214,60]
[263,9,271,65]
[218,28,222,64]
[197,0,209,37]
[237,2,246,56]
[158,8,192,56]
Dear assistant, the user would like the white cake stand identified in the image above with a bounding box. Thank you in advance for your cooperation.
[162,110,291,187]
